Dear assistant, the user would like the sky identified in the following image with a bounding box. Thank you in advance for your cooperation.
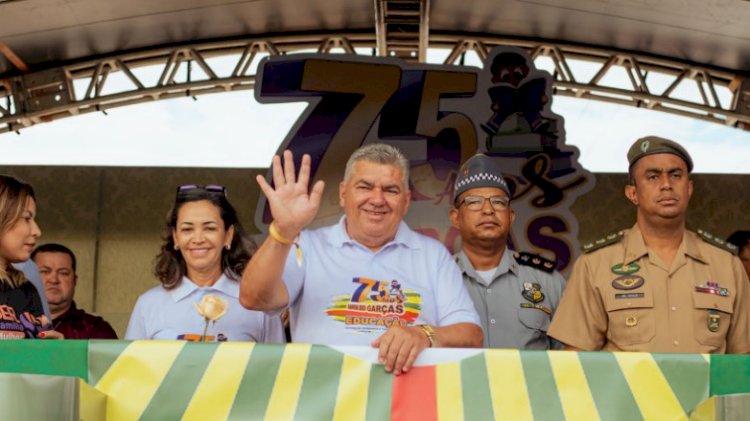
[1,50,748,173]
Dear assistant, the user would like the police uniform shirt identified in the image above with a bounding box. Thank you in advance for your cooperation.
[548,224,750,354]
[455,249,566,349]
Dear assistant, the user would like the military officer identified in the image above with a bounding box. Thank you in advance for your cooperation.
[450,154,566,349]
[548,136,750,353]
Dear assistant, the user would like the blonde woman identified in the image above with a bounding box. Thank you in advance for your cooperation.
[0,175,62,339]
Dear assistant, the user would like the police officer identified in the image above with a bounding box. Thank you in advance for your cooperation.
[450,154,566,349]
[548,136,750,353]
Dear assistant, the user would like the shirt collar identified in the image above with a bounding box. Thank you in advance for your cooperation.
[169,273,238,302]
[623,224,707,264]
[623,224,649,264]
[329,216,419,250]
[455,249,514,286]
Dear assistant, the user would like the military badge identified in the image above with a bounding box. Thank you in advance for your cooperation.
[695,282,729,297]
[625,316,638,327]
[522,282,545,303]
[707,310,720,332]
[611,262,640,275]
[612,275,644,290]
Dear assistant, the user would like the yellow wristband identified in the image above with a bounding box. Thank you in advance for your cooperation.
[268,222,294,245]
[417,324,436,347]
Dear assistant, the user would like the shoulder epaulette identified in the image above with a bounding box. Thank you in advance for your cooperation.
[697,229,738,255]
[513,252,556,273]
[581,231,625,254]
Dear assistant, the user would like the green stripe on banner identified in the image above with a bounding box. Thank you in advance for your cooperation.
[88,340,131,385]
[521,351,564,420]
[366,364,393,421]
[139,342,219,420]
[295,345,345,420]
[227,343,285,418]
[578,352,641,421]
[652,353,709,414]
[460,353,493,420]
[0,339,88,380]
[710,354,750,396]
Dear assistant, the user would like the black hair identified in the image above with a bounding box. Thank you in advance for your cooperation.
[154,187,256,289]
[31,243,77,272]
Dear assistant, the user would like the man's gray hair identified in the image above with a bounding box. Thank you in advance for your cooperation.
[343,143,410,189]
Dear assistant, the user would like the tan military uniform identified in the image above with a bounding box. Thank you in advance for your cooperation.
[548,224,750,353]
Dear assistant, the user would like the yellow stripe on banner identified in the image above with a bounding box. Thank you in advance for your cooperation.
[332,354,371,421]
[548,351,600,420]
[614,352,686,420]
[485,350,533,421]
[265,343,312,420]
[95,340,186,420]
[182,342,255,421]
[437,362,464,421]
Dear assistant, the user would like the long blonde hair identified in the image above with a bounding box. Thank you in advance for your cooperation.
[0,175,36,287]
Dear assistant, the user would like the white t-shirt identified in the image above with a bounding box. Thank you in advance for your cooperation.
[281,217,481,345]
[126,274,284,343]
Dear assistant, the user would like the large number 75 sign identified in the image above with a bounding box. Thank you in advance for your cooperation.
[255,56,479,223]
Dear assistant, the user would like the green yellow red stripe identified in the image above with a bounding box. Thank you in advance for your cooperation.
[264,343,312,419]
[614,352,685,419]
[578,351,641,420]
[365,364,394,421]
[333,353,372,421]
[548,351,599,420]
[485,349,533,420]
[437,362,463,421]
[182,342,255,420]
[296,345,344,419]
[227,343,286,418]
[95,340,185,420]
[392,366,437,420]
[138,341,218,420]
[460,353,493,421]
[519,351,564,420]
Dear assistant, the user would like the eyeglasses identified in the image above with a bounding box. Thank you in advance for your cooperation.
[457,195,510,211]
[176,184,227,198]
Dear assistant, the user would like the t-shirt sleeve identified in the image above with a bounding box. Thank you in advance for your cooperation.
[25,283,46,321]
[125,295,148,340]
[547,255,607,350]
[280,231,307,309]
[260,313,286,344]
[434,246,481,327]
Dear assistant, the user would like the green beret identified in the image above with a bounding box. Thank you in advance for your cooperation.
[627,136,693,172]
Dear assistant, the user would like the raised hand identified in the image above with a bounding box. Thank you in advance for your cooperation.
[256,150,325,238]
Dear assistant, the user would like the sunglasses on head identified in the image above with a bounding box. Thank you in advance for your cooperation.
[176,184,227,198]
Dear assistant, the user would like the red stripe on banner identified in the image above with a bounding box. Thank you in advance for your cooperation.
[391,366,437,421]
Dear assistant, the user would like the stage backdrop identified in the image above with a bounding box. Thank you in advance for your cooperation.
[1,50,748,338]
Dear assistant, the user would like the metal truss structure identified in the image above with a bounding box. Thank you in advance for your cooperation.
[1,31,749,135]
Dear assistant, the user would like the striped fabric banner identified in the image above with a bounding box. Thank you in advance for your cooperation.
[84,342,713,420]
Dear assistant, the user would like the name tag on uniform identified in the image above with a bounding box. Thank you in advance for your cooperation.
[615,293,645,299]
[520,303,552,315]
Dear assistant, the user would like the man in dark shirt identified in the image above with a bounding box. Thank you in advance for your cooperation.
[31,243,117,339]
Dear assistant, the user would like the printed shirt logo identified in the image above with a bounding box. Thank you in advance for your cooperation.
[326,277,422,333]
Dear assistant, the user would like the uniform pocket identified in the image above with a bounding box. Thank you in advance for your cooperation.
[604,294,655,348]
[517,306,551,332]
[693,292,734,349]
